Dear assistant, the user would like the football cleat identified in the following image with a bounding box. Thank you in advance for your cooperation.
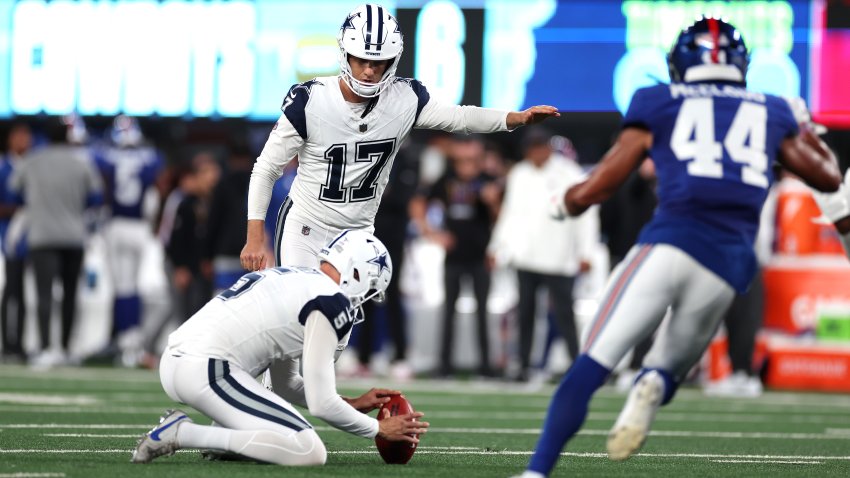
[606,370,664,461]
[131,409,192,464]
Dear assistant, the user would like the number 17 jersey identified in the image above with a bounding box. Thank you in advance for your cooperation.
[623,81,798,292]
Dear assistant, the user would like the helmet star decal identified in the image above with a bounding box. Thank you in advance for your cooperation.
[369,253,390,274]
[341,12,360,31]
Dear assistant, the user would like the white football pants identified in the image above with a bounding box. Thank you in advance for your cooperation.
[583,243,735,380]
[103,218,152,296]
[159,352,326,465]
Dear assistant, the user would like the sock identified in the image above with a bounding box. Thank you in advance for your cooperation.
[114,295,141,333]
[636,367,677,404]
[527,354,610,476]
[177,421,231,450]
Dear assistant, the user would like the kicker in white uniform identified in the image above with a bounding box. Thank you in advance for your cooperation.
[241,2,560,271]
[132,230,428,466]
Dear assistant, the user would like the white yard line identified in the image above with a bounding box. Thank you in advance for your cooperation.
[710,459,821,464]
[29,427,850,441]
[0,393,99,406]
[1,448,849,462]
[0,474,66,478]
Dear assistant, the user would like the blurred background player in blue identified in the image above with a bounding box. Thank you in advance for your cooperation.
[9,116,104,368]
[516,17,843,477]
[0,122,31,363]
[91,115,163,365]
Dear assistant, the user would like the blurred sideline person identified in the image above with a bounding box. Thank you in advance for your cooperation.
[411,136,500,377]
[488,128,598,382]
[517,18,842,477]
[240,3,557,397]
[167,152,220,321]
[92,116,163,365]
[9,116,104,368]
[132,230,429,466]
[204,141,255,295]
[0,122,32,363]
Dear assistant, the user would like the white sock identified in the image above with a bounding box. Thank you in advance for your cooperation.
[176,422,231,451]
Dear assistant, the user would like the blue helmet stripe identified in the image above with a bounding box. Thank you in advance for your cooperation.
[365,4,373,51]
[376,5,384,51]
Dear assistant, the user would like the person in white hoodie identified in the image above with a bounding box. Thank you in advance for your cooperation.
[488,128,598,381]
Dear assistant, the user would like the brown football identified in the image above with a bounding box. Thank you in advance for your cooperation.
[375,394,418,464]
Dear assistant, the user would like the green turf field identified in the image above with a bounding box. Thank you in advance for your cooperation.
[1,364,849,477]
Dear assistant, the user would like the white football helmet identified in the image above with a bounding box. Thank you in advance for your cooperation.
[337,3,403,98]
[318,230,393,310]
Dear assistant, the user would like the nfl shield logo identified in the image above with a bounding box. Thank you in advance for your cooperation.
[301,225,311,236]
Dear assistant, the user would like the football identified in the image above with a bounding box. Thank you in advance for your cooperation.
[375,394,418,464]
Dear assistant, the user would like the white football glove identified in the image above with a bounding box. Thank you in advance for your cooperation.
[811,170,850,223]
[548,184,569,220]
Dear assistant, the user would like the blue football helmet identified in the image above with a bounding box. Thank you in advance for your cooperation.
[110,115,144,147]
[668,17,748,84]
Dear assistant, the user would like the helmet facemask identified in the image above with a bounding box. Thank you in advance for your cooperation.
[318,230,393,321]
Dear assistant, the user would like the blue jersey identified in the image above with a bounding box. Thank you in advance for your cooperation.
[623,82,798,292]
[97,146,162,219]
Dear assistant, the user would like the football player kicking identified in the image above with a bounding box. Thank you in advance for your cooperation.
[132,230,428,466]
[516,18,842,478]
[240,2,559,272]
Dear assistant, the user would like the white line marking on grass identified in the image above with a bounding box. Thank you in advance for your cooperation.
[24,425,850,441]
[710,459,821,464]
[0,424,148,429]
[2,448,850,463]
[0,393,98,406]
[0,406,166,414]
[0,473,66,477]
[43,434,138,438]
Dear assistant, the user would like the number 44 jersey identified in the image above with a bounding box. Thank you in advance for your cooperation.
[248,75,509,231]
[624,82,799,293]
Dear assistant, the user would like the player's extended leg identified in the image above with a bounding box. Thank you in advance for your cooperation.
[134,353,326,466]
[523,244,670,477]
[606,247,734,461]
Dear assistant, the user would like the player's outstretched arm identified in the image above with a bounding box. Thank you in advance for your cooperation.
[564,128,651,216]
[506,105,560,130]
[778,128,842,193]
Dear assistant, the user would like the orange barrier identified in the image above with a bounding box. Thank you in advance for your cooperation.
[764,343,850,392]
[762,258,850,334]
[774,179,844,255]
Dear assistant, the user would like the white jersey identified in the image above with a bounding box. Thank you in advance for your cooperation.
[248,75,511,230]
[167,266,354,378]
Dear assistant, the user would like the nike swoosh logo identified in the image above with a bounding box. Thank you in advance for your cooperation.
[150,414,187,442]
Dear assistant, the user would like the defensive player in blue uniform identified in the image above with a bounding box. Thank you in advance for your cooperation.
[96,116,164,362]
[516,18,842,478]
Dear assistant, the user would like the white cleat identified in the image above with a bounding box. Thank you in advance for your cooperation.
[607,370,664,461]
[131,409,192,463]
